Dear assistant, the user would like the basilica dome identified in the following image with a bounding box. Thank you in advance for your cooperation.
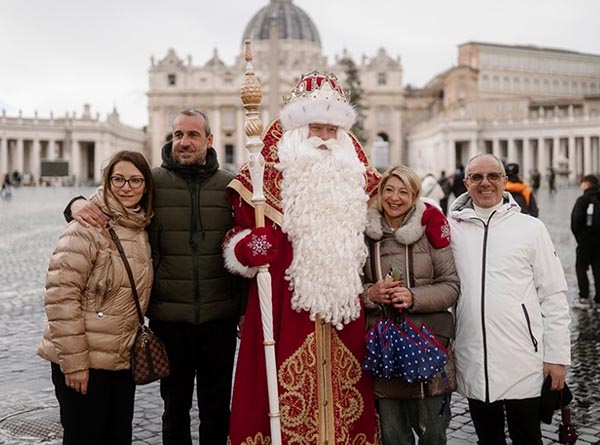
[242,0,321,46]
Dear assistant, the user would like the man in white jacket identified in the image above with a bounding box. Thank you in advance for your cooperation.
[449,154,571,444]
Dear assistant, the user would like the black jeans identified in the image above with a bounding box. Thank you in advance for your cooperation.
[150,319,238,445]
[575,242,600,301]
[51,363,135,445]
[468,397,542,445]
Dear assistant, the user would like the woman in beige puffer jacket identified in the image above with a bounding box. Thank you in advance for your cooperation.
[362,165,459,445]
[37,151,154,445]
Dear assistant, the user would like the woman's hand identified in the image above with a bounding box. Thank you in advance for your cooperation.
[389,287,414,311]
[367,280,413,311]
[65,369,89,395]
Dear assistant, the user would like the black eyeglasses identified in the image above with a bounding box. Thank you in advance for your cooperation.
[110,176,145,189]
[466,172,504,183]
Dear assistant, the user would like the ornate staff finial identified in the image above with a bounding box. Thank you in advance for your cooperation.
[241,40,263,141]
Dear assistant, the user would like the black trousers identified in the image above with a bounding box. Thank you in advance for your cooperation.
[575,242,600,301]
[468,397,542,445]
[51,363,135,445]
[150,318,238,445]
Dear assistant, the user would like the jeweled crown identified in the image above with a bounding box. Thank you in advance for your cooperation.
[279,70,356,131]
[283,71,351,106]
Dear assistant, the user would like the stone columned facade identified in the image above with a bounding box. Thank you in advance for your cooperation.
[147,0,405,171]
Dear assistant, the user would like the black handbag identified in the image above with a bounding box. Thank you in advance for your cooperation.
[108,227,171,385]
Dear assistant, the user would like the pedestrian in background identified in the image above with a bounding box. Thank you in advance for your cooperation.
[363,165,459,445]
[421,172,445,209]
[66,109,246,445]
[1,173,11,197]
[449,154,570,445]
[38,151,155,445]
[438,170,452,214]
[451,164,467,200]
[530,168,541,193]
[548,167,557,193]
[505,162,539,217]
[571,174,600,310]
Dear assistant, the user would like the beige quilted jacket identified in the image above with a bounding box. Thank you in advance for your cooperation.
[363,200,460,399]
[37,190,153,374]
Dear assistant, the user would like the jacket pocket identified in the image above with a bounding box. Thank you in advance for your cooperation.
[521,304,539,352]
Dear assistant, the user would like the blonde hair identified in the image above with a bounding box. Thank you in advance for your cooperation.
[374,164,421,211]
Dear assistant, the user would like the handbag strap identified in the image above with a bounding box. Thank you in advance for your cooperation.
[108,226,145,325]
[370,238,415,319]
[371,238,414,288]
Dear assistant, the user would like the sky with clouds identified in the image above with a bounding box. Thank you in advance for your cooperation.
[1,0,599,128]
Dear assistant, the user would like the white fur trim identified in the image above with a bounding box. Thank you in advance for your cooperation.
[280,97,357,132]
[365,207,384,240]
[365,200,426,245]
[223,229,258,279]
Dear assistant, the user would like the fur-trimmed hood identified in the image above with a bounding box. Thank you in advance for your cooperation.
[366,199,426,245]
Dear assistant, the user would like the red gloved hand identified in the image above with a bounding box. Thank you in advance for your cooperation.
[421,203,451,249]
[234,227,279,267]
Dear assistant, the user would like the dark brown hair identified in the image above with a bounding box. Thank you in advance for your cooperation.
[102,150,154,216]
[581,174,599,186]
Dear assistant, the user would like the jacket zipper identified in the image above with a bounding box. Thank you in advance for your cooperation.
[189,181,201,324]
[473,211,496,404]
[188,177,209,324]
[521,304,539,352]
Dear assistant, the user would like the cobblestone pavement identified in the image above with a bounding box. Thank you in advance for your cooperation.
[0,186,599,444]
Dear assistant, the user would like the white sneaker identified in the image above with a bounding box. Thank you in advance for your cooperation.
[573,298,590,310]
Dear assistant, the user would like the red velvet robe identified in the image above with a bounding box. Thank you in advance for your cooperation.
[225,120,380,445]
[227,196,380,445]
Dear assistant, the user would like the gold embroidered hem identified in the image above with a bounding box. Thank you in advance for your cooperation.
[277,321,372,445]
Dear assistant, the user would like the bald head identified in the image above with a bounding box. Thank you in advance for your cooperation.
[465,154,506,177]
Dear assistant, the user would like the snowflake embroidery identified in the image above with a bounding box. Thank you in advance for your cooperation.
[247,233,272,256]
[440,222,451,240]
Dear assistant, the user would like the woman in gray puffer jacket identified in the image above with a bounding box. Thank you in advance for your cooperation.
[38,151,154,445]
[363,164,459,445]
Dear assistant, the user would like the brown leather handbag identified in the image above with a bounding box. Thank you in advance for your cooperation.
[109,227,171,385]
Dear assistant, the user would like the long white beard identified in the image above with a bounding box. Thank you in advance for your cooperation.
[277,127,368,330]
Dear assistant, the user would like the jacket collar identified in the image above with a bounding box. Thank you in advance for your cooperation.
[161,141,219,180]
[365,199,426,245]
[450,191,520,222]
[91,187,151,229]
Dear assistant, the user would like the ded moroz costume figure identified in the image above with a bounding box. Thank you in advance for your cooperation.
[224,71,381,445]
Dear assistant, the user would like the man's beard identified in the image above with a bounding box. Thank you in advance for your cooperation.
[277,127,368,330]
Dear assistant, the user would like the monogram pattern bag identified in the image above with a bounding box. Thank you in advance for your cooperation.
[108,227,171,385]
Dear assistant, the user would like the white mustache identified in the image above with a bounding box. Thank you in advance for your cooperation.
[307,136,337,150]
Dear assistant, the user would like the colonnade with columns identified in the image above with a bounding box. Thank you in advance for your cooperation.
[408,116,600,186]
[0,133,104,185]
[457,133,600,184]
[1,110,146,185]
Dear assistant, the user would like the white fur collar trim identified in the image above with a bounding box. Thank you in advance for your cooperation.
[365,199,426,245]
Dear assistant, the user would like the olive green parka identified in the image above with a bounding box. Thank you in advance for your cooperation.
[146,143,245,324]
